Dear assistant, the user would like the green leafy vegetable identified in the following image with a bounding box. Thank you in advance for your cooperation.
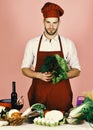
[66,117,83,125]
[68,97,93,123]
[21,103,46,117]
[31,103,46,111]
[54,54,69,72]
[40,54,69,84]
[31,103,46,117]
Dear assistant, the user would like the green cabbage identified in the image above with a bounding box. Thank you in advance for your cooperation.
[68,97,93,123]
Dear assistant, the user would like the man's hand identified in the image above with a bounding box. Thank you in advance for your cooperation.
[22,68,53,82]
[37,72,53,82]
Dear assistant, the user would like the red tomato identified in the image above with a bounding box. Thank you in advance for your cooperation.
[44,109,50,116]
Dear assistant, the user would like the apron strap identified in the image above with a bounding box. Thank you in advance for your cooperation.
[58,35,64,58]
[37,35,43,53]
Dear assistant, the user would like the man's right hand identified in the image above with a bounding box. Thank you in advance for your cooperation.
[37,72,53,82]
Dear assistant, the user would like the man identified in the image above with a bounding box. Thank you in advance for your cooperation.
[21,2,81,112]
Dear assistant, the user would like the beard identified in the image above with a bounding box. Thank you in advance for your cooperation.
[45,27,58,36]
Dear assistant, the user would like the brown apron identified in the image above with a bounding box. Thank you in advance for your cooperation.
[28,35,73,112]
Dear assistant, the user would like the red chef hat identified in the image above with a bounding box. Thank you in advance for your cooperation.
[41,2,64,18]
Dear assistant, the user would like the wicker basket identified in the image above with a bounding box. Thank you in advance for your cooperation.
[5,116,27,126]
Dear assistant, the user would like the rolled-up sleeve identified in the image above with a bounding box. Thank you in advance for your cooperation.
[21,41,34,68]
[66,39,81,70]
[62,38,81,71]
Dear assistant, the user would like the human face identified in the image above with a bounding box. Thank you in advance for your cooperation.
[44,17,60,36]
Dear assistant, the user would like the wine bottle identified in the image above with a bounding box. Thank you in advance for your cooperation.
[11,81,18,109]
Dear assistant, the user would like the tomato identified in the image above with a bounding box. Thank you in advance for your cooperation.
[44,109,50,116]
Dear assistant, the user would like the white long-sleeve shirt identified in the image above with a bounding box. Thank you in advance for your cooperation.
[21,34,81,70]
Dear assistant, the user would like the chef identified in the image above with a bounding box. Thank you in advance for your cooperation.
[21,2,81,112]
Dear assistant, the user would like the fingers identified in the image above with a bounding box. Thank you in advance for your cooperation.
[42,72,53,82]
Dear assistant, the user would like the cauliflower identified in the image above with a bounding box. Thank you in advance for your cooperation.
[45,110,63,122]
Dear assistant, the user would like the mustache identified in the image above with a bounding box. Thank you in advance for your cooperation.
[45,27,58,35]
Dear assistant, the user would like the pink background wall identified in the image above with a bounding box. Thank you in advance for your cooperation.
[0,0,93,111]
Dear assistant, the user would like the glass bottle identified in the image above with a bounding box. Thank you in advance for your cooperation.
[11,81,17,109]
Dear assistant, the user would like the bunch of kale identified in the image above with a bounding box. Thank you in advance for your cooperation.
[40,54,69,84]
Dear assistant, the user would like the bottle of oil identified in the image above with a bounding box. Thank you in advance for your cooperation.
[11,81,17,109]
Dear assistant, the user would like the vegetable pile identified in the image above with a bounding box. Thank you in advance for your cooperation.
[40,54,69,84]
[32,96,93,127]
[0,103,46,126]
[1,97,93,127]
[34,110,63,126]
[63,97,93,125]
